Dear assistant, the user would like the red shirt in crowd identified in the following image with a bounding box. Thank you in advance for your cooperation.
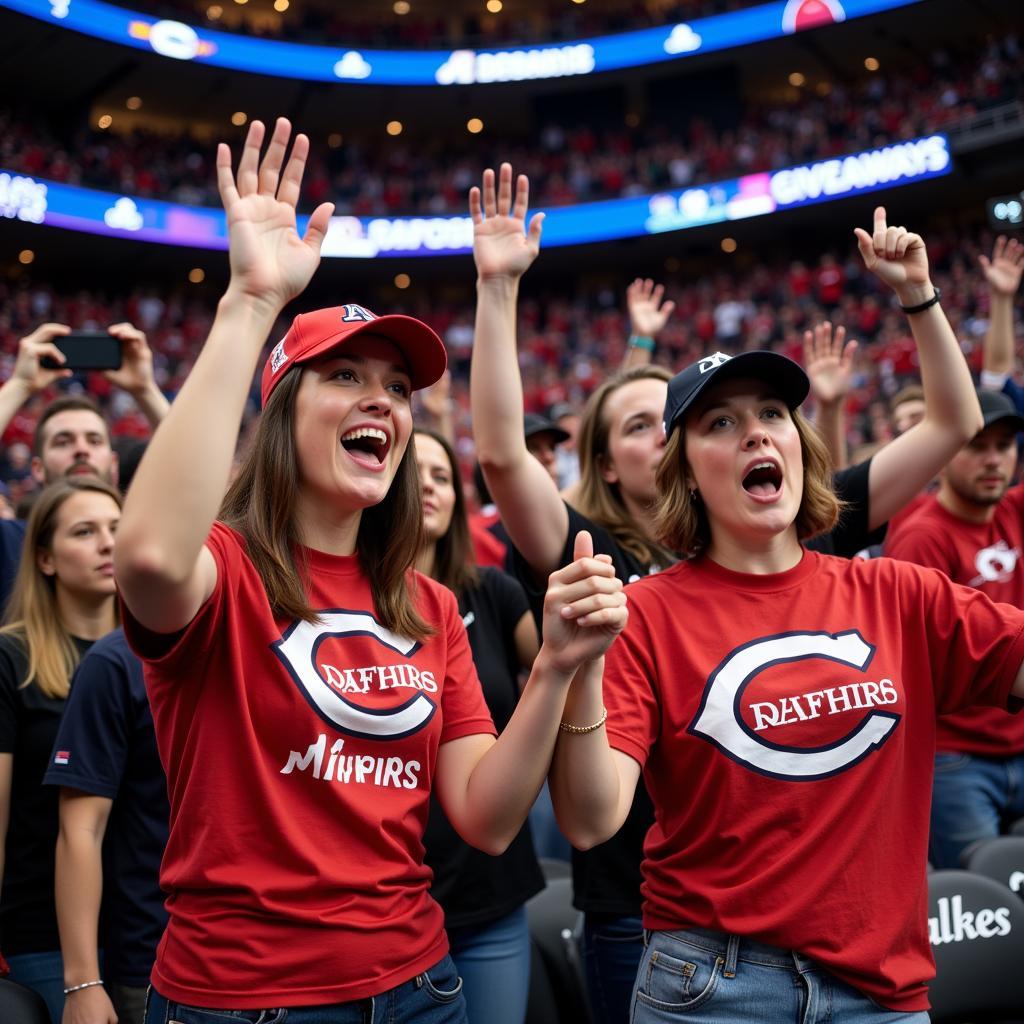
[125,523,495,1008]
[604,550,1024,1011]
[885,487,1024,756]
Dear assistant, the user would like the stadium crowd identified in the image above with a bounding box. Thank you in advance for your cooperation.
[2,31,1020,215]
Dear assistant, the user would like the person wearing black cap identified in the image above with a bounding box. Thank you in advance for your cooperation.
[113,118,626,1024]
[549,347,1024,1022]
[886,388,1024,868]
[470,165,984,1024]
[523,412,569,483]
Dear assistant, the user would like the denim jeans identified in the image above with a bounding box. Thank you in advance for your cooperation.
[930,751,1024,868]
[631,928,930,1024]
[143,955,466,1024]
[583,913,645,1024]
[448,906,530,1024]
[6,949,64,1024]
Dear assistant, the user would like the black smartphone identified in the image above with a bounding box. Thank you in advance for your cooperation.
[41,332,122,371]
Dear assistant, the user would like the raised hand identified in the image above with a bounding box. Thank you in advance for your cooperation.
[10,323,72,394]
[470,163,544,281]
[541,531,627,675]
[979,235,1024,297]
[854,206,931,305]
[627,278,675,337]
[803,321,858,406]
[217,117,335,312]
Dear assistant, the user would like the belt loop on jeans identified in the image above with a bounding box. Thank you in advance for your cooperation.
[723,934,740,979]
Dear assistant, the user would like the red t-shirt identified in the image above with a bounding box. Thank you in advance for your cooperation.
[124,523,495,1008]
[603,550,1024,1011]
[885,488,1024,756]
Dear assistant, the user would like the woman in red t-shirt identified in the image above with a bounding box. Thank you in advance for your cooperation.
[113,119,627,1024]
[550,214,1024,1021]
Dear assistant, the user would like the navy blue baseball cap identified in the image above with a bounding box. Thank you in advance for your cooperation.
[663,350,810,437]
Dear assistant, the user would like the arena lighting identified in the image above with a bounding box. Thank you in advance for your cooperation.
[0,134,952,258]
[0,0,923,86]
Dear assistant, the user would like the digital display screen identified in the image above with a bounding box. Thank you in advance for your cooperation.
[0,135,952,258]
[1,0,922,85]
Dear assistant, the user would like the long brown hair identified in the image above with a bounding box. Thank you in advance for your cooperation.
[2,476,122,699]
[415,428,479,597]
[653,407,841,556]
[575,365,676,568]
[220,367,432,641]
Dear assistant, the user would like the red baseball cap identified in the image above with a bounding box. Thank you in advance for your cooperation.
[261,303,447,406]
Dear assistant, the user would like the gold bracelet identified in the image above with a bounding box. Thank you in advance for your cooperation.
[558,707,608,735]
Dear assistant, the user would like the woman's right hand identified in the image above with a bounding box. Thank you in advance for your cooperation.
[216,117,335,313]
[61,984,118,1024]
[540,531,627,676]
[470,163,545,282]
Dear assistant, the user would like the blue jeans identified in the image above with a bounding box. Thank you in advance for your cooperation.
[632,928,930,1023]
[448,906,530,1024]
[143,955,466,1024]
[6,950,64,1024]
[583,914,644,1024]
[930,751,1024,868]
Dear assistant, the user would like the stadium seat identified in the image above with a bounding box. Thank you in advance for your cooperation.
[1010,817,1024,838]
[525,875,591,1024]
[0,978,50,1024]
[960,836,1024,901]
[926,869,1024,1022]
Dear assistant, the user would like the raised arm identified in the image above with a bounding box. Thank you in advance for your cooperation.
[469,164,569,578]
[114,118,334,633]
[0,323,72,437]
[55,791,116,1024]
[853,207,983,530]
[434,532,627,854]
[622,278,675,370]
[979,235,1023,382]
[803,320,857,470]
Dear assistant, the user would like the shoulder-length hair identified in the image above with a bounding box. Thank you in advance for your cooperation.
[653,407,842,556]
[575,365,677,568]
[2,476,122,699]
[220,366,431,641]
[415,428,479,597]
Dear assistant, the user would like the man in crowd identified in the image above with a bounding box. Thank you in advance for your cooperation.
[886,388,1024,867]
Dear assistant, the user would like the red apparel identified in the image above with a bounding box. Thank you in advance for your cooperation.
[124,523,495,1008]
[603,550,1024,1011]
[885,487,1024,756]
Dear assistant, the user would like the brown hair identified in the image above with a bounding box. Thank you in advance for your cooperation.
[889,384,924,415]
[1,476,122,699]
[219,367,432,641]
[575,365,677,568]
[654,407,841,556]
[414,428,479,596]
[33,396,109,456]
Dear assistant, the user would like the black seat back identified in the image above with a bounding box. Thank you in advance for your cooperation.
[927,869,1024,1022]
[0,978,51,1024]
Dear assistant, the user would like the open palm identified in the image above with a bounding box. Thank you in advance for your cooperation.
[217,118,334,311]
[471,163,544,280]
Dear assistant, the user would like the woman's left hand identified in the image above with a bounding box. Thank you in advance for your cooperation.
[854,206,932,305]
[541,531,627,675]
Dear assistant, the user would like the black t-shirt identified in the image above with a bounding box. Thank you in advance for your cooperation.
[423,567,545,929]
[0,631,92,953]
[508,503,662,916]
[807,458,885,557]
[43,629,170,986]
[0,520,26,614]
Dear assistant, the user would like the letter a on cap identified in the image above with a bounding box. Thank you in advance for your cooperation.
[340,304,377,323]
